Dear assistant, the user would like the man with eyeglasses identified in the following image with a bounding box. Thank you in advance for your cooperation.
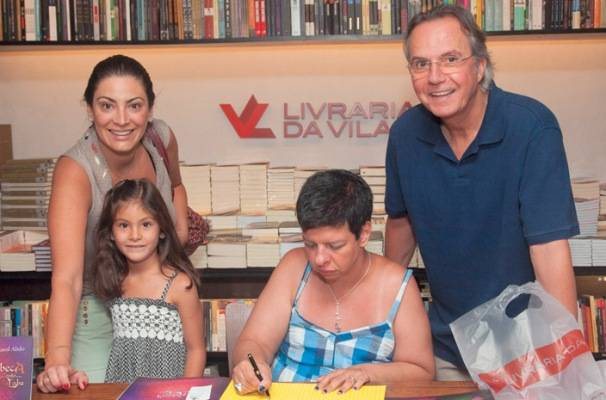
[384,5,579,381]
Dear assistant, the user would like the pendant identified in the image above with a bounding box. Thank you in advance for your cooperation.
[335,301,342,333]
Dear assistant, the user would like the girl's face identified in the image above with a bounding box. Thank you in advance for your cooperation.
[112,199,161,267]
[88,75,152,155]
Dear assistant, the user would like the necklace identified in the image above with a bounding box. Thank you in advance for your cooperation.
[325,252,372,333]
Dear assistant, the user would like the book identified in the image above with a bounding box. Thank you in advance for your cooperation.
[220,381,386,399]
[397,389,494,399]
[0,336,34,400]
[117,376,230,400]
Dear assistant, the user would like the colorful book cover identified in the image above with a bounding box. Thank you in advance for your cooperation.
[0,336,34,400]
[394,389,494,399]
[117,377,230,400]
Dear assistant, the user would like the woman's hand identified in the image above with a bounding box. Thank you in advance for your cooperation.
[231,358,272,395]
[36,365,88,393]
[316,365,371,394]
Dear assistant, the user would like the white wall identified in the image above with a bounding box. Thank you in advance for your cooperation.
[0,33,605,179]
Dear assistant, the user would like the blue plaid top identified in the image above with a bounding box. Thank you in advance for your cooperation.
[272,263,413,382]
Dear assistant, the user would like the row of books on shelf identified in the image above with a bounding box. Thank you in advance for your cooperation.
[201,298,254,352]
[0,300,48,358]
[2,0,605,44]
[578,294,606,354]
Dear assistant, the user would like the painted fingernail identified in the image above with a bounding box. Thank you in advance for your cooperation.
[258,385,266,393]
[62,384,70,391]
[338,389,343,394]
[323,389,328,394]
[353,386,359,390]
[314,385,319,391]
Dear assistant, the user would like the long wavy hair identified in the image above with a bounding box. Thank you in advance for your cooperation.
[92,179,199,301]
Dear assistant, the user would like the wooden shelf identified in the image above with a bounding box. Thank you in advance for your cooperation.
[0,28,604,47]
[0,269,274,301]
[573,267,606,276]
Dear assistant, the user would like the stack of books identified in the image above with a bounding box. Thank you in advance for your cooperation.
[241,221,280,240]
[0,158,56,231]
[600,183,606,231]
[206,235,248,269]
[236,215,266,229]
[278,221,303,257]
[294,167,324,200]
[569,237,593,267]
[180,164,211,215]
[360,165,386,216]
[266,209,297,224]
[366,231,384,256]
[371,215,387,235]
[210,165,240,215]
[206,215,239,235]
[246,240,280,268]
[267,167,295,210]
[592,233,606,266]
[0,230,49,272]
[239,163,268,215]
[572,178,600,237]
[32,239,51,272]
[188,245,208,269]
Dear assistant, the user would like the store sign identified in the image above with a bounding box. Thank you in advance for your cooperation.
[219,95,276,139]
[221,95,413,140]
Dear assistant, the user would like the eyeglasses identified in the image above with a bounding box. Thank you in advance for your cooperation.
[408,54,475,77]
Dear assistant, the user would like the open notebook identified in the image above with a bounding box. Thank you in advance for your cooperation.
[219,380,386,400]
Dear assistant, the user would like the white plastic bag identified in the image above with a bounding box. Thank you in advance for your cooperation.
[451,281,606,399]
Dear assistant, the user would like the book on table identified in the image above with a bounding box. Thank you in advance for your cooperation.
[117,376,230,400]
[0,336,34,400]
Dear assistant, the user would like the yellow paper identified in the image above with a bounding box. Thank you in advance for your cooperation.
[219,380,386,400]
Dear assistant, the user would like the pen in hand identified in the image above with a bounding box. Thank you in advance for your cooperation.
[247,353,270,397]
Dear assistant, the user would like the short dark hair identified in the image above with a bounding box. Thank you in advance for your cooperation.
[92,179,198,301]
[83,54,156,107]
[296,169,373,239]
[404,4,494,90]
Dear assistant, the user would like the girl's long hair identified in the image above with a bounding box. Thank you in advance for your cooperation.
[92,179,200,301]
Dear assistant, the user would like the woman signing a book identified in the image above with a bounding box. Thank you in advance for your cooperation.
[232,169,434,395]
[37,55,191,392]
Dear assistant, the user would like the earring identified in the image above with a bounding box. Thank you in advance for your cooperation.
[159,233,166,239]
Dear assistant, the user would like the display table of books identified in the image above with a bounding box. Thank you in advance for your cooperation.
[30,379,481,400]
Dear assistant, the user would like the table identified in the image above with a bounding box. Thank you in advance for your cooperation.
[32,380,480,399]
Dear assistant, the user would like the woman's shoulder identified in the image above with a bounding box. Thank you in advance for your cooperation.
[162,267,194,290]
[268,248,308,288]
[275,247,308,273]
[150,119,173,146]
[372,253,408,278]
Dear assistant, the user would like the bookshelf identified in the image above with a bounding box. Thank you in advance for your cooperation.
[1,1,605,46]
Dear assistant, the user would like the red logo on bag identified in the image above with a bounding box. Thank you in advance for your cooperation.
[220,95,276,139]
[478,329,590,393]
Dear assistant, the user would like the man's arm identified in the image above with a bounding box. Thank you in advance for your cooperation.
[530,239,577,317]
[385,216,417,267]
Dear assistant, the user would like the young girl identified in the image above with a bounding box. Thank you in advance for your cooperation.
[89,178,206,383]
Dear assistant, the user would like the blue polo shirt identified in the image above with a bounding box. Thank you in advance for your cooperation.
[385,83,579,368]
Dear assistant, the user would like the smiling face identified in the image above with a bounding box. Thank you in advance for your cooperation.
[407,16,486,124]
[112,199,161,268]
[88,75,152,155]
[302,223,371,283]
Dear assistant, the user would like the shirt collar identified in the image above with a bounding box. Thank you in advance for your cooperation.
[415,83,505,157]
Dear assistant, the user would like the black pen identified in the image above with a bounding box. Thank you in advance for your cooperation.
[247,353,270,397]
